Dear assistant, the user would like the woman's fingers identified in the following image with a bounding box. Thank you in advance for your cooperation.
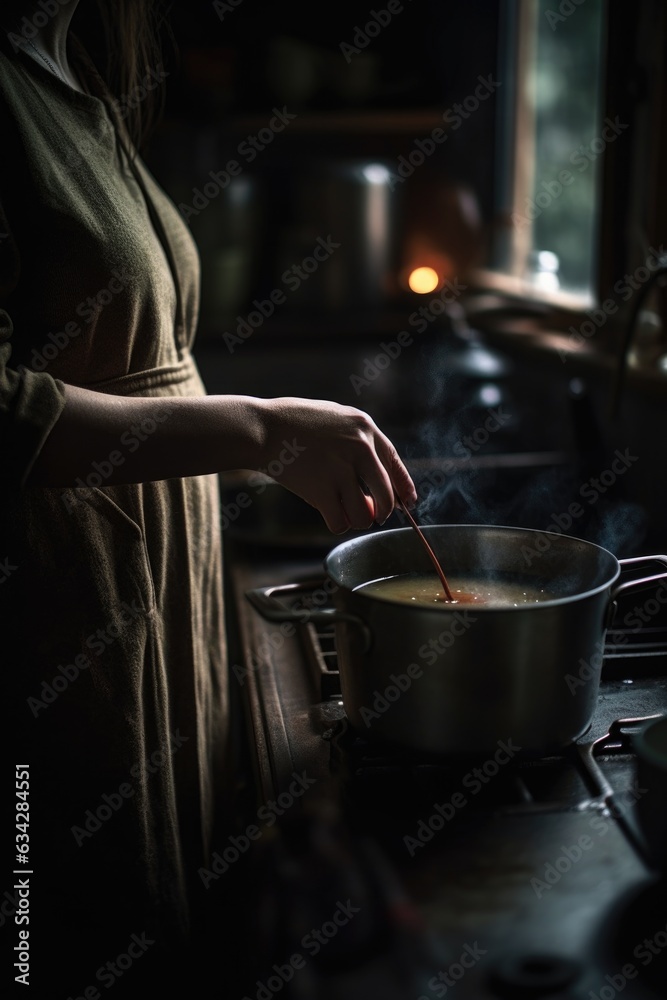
[317,488,372,536]
[356,458,394,525]
[323,502,350,536]
[366,434,417,522]
[339,472,377,531]
[386,443,417,509]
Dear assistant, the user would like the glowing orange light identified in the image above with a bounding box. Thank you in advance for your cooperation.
[407,266,440,294]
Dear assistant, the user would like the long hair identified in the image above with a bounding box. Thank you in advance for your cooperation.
[80,1,175,151]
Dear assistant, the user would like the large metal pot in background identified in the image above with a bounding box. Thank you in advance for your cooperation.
[247,525,667,756]
[268,159,397,310]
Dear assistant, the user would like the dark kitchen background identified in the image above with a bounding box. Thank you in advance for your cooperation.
[121,0,667,559]
[88,1,667,996]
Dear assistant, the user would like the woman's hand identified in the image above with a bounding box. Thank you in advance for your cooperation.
[257,397,417,534]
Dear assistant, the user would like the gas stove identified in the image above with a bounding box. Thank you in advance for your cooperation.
[225,543,667,1000]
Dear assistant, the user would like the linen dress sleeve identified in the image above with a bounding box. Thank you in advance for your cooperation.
[0,191,67,496]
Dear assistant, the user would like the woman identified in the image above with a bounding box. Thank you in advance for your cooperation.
[0,1,416,994]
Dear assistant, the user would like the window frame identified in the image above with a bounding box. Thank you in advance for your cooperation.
[465,0,667,370]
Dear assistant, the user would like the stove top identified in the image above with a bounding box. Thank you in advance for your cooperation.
[227,549,667,1000]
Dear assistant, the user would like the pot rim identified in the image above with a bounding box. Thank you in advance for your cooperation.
[324,523,621,613]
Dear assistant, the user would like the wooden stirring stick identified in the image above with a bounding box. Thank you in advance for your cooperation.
[395,496,454,602]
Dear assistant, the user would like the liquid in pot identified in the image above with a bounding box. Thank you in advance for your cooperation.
[354,573,555,607]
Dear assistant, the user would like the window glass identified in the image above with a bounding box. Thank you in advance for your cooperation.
[494,0,605,304]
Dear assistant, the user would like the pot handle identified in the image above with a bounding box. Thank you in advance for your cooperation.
[606,555,667,627]
[245,582,371,653]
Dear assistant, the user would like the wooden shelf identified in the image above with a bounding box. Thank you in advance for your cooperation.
[224,108,447,133]
[158,107,447,137]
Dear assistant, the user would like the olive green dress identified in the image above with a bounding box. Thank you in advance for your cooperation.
[0,34,230,993]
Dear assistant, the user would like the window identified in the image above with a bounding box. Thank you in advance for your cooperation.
[491,0,605,306]
[474,0,667,355]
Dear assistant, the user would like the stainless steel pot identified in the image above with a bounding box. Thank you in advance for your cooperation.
[246,525,667,756]
[269,159,397,311]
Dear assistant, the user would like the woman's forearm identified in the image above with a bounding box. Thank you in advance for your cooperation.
[25,384,417,533]
[26,384,269,486]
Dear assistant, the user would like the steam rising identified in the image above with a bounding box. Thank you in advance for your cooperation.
[588,501,648,557]
[397,331,650,561]
[404,393,647,559]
